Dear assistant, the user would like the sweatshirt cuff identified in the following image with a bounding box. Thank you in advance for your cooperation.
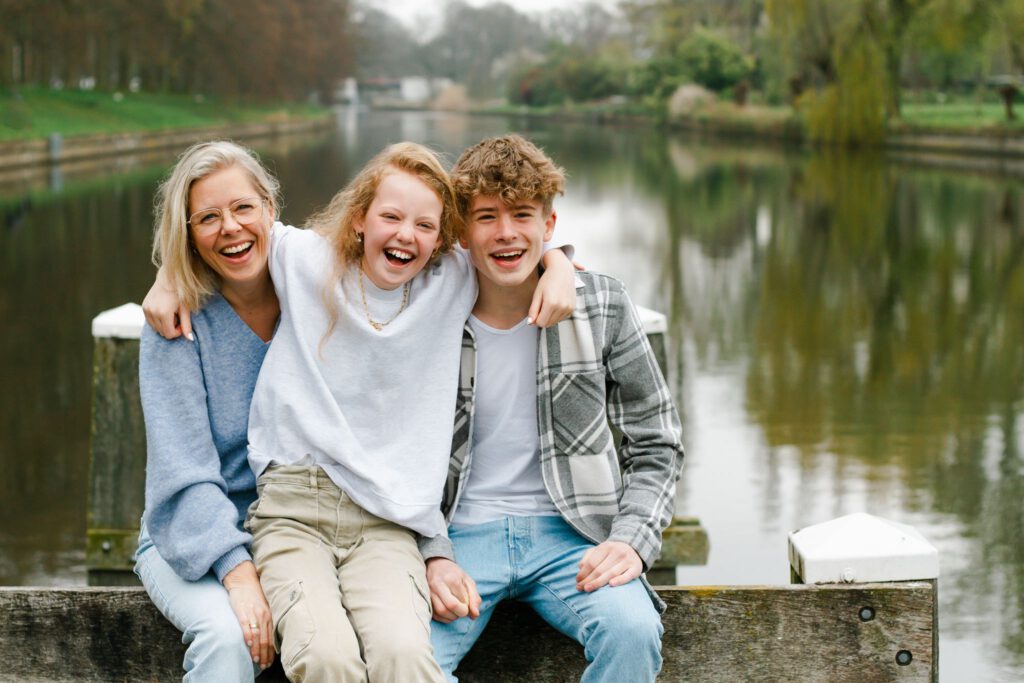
[417,534,456,562]
[212,545,253,583]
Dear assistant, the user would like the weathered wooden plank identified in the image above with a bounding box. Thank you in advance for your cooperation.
[0,584,934,682]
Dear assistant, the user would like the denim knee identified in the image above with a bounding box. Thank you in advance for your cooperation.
[586,600,663,659]
[184,611,254,681]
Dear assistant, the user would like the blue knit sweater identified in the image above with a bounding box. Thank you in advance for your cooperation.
[139,292,270,582]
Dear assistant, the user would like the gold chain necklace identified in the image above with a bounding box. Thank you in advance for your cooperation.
[358,269,411,331]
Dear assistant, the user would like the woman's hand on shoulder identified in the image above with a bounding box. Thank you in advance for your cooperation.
[531,248,577,328]
[223,560,274,670]
[143,266,193,341]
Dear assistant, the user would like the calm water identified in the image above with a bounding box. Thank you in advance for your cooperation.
[2,110,1022,681]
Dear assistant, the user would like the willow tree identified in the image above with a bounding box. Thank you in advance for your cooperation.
[767,0,889,144]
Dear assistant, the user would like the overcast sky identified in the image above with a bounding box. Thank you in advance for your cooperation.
[364,0,618,31]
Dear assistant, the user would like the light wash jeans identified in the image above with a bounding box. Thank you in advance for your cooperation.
[134,523,259,682]
[430,516,663,683]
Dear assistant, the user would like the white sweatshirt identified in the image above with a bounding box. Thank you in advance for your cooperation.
[247,223,477,538]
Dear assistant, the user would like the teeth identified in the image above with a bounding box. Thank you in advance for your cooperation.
[221,242,253,255]
[494,250,523,258]
[386,248,413,261]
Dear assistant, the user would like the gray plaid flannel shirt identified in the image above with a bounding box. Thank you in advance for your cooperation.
[419,272,684,580]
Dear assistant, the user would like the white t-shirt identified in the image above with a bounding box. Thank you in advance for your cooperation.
[247,223,477,539]
[450,315,559,526]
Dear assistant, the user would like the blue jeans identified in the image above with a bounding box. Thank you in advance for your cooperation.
[430,516,663,683]
[135,524,259,682]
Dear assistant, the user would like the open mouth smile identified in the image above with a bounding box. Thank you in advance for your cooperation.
[491,249,524,266]
[384,248,415,266]
[220,241,254,260]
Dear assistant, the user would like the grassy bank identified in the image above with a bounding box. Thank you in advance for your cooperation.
[470,95,1024,139]
[0,87,329,142]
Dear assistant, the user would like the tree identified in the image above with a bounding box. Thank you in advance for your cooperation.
[421,1,548,99]
[676,26,754,91]
[767,0,888,143]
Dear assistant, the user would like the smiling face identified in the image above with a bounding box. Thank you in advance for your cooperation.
[462,194,555,292]
[188,165,271,294]
[356,169,444,290]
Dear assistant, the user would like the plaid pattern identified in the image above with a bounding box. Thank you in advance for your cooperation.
[421,272,684,571]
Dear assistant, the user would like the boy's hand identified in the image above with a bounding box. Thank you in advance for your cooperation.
[531,249,576,327]
[426,557,482,623]
[143,266,193,340]
[576,541,643,592]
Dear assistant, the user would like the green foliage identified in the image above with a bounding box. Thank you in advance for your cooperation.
[0,0,353,100]
[0,87,329,142]
[803,31,888,144]
[509,46,629,106]
[676,27,755,91]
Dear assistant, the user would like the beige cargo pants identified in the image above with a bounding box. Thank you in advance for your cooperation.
[246,465,444,683]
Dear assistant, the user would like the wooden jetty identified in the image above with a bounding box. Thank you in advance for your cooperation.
[0,304,940,681]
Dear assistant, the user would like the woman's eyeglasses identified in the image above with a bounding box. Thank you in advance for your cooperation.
[188,197,265,235]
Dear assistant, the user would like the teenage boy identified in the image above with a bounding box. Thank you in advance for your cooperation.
[419,135,684,683]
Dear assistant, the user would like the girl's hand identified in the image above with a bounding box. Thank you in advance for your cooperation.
[531,248,576,328]
[223,561,274,669]
[142,266,193,340]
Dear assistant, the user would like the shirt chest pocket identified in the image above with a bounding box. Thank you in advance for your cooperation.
[549,369,613,457]
[548,368,622,499]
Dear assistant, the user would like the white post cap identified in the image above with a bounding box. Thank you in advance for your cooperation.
[92,303,145,340]
[788,512,939,584]
[636,306,666,335]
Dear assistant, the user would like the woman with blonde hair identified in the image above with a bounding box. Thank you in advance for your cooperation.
[145,141,577,681]
[136,140,281,681]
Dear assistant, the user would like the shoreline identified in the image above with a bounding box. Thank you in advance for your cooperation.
[6,102,1024,177]
[442,104,1024,174]
[0,114,334,170]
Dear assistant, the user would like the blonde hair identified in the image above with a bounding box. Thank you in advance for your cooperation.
[450,134,565,218]
[306,142,461,340]
[152,140,280,310]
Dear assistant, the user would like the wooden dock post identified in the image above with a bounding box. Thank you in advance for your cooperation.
[86,303,146,586]
[789,513,940,683]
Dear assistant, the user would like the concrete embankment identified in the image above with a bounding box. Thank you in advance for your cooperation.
[669,112,1024,174]
[0,115,333,170]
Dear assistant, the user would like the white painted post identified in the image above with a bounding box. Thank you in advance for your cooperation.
[789,513,940,681]
[788,513,939,584]
[91,302,145,339]
[636,305,668,375]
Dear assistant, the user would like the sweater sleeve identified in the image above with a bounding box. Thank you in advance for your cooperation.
[603,282,685,569]
[417,531,456,562]
[140,324,252,582]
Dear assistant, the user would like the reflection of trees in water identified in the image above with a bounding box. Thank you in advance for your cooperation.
[654,140,1024,664]
[0,175,159,583]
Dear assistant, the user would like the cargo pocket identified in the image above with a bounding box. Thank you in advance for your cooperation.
[271,579,315,670]
[408,571,433,636]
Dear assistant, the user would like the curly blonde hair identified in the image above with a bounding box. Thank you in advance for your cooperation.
[306,141,461,340]
[450,134,565,218]
[152,140,280,311]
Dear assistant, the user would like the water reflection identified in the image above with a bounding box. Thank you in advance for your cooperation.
[1,111,1022,680]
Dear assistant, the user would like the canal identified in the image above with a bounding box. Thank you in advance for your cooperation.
[1,109,1022,681]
